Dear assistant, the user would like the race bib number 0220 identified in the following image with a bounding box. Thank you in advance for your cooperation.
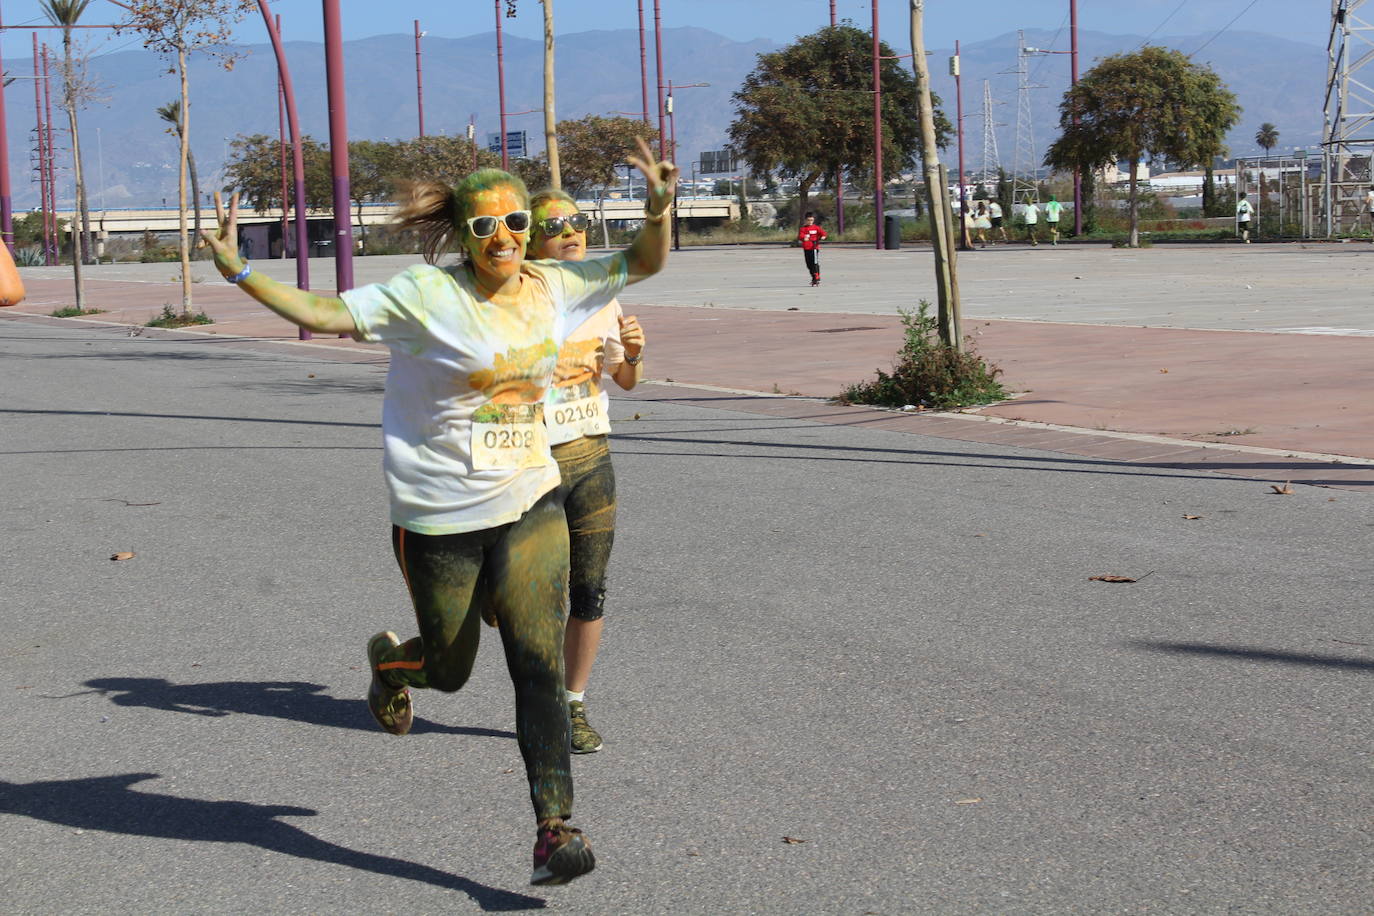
[549,393,611,440]
[470,402,550,470]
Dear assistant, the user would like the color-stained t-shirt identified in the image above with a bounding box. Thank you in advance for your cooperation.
[545,300,625,446]
[798,225,827,250]
[1236,200,1253,220]
[341,254,628,535]
[1022,202,1039,224]
[1044,200,1063,222]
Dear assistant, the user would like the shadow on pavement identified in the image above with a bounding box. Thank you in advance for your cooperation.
[73,677,515,739]
[0,407,379,430]
[0,773,544,910]
[1130,640,1374,672]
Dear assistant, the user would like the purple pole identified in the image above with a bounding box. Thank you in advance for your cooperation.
[872,1,884,250]
[496,0,508,170]
[1071,0,1082,236]
[0,3,12,252]
[322,0,354,298]
[638,0,650,123]
[276,15,287,259]
[653,0,666,158]
[414,19,425,137]
[258,1,312,339]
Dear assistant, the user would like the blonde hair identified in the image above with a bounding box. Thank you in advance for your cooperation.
[393,168,530,265]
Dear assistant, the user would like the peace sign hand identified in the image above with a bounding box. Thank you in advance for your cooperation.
[201,190,245,277]
[626,136,679,219]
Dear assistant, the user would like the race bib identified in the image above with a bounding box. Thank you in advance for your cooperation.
[548,392,611,440]
[470,402,549,470]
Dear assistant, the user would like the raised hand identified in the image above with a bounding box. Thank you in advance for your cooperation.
[201,190,244,277]
[618,314,644,359]
[626,136,679,219]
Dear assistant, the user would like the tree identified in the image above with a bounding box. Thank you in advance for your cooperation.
[118,0,255,315]
[392,134,500,188]
[729,24,950,228]
[42,0,94,307]
[225,133,333,212]
[1045,46,1239,247]
[156,100,203,249]
[555,115,656,196]
[347,139,398,253]
[1255,122,1279,155]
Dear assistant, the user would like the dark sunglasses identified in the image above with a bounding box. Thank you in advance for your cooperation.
[537,213,590,236]
[466,210,531,239]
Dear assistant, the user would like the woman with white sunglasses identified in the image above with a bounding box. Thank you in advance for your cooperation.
[526,188,645,758]
[201,138,678,887]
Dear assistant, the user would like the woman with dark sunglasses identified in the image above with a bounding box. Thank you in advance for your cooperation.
[200,138,678,887]
[526,189,644,757]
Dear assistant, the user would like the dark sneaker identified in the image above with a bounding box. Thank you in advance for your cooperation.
[367,631,413,736]
[531,819,595,885]
[569,701,603,754]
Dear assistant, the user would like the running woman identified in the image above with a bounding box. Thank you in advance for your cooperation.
[798,211,827,286]
[200,138,678,886]
[527,189,644,755]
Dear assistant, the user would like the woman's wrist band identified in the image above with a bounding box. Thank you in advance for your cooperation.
[643,207,670,224]
[625,351,643,366]
[225,263,252,284]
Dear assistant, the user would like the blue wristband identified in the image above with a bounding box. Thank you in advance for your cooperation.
[226,263,252,284]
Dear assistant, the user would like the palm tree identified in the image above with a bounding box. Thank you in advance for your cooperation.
[1255,122,1279,155]
[41,0,92,306]
[156,100,202,246]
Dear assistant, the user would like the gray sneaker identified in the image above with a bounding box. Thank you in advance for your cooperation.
[568,701,603,754]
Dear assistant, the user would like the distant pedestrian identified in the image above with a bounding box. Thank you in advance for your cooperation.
[1236,192,1253,243]
[1022,199,1040,246]
[1044,194,1063,245]
[798,211,827,286]
[973,201,990,248]
[988,199,1008,242]
[1365,186,1374,238]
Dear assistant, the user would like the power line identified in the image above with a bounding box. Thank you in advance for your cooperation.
[1192,0,1264,57]
[1135,0,1188,50]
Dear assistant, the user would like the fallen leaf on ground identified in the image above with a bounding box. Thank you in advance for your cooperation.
[954,798,983,805]
[632,413,641,420]
[307,373,316,378]
[781,836,806,845]
[1159,368,1169,373]
[1090,574,1136,583]
[110,552,136,562]
[1182,514,1203,520]
[1271,482,1294,495]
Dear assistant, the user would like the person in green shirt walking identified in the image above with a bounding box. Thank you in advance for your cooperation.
[1044,194,1064,245]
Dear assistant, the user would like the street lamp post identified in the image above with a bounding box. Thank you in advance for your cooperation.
[665,79,709,250]
[637,0,650,123]
[322,0,354,296]
[0,4,11,252]
[872,1,884,250]
[653,0,666,158]
[414,19,426,138]
[495,0,509,169]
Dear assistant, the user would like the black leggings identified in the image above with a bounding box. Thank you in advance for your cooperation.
[377,488,573,821]
[803,248,820,279]
[551,435,617,621]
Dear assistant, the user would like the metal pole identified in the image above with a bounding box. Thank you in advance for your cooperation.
[653,0,667,158]
[668,80,679,250]
[1070,0,1082,236]
[830,0,836,25]
[32,32,51,265]
[0,2,12,252]
[414,19,425,137]
[322,0,353,296]
[258,0,312,337]
[955,40,970,250]
[872,0,884,250]
[496,0,508,170]
[468,116,478,171]
[42,42,57,264]
[276,36,288,259]
[638,0,650,122]
[832,1,843,233]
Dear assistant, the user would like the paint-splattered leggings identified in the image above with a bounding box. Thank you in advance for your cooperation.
[376,488,573,822]
[552,435,617,621]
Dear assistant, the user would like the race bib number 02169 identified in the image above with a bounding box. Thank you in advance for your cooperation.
[470,402,550,470]
[548,393,611,441]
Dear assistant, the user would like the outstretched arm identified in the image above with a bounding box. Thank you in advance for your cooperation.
[201,192,356,335]
[623,137,680,286]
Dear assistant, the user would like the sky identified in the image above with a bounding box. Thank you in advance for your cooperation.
[0,0,1328,61]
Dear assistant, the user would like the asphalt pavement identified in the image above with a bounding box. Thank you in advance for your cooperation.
[2,307,1371,913]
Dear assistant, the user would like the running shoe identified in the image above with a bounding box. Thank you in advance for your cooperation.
[569,700,603,754]
[367,631,413,736]
[531,819,595,885]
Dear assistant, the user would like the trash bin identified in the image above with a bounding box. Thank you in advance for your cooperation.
[883,214,902,250]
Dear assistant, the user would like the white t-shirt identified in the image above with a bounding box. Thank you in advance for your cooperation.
[988,201,1003,219]
[1023,202,1039,225]
[1044,200,1063,222]
[546,300,626,446]
[1364,190,1373,213]
[1236,200,1252,221]
[342,254,628,535]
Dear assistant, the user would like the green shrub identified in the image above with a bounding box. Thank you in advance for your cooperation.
[146,304,212,328]
[836,301,1008,410]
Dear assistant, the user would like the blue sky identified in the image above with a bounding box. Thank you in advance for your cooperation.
[0,0,1325,60]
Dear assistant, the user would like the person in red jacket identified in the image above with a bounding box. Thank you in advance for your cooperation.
[797,211,827,286]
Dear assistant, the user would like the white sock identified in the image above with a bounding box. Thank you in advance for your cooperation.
[566,689,585,704]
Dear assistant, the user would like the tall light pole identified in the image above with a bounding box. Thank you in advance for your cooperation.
[322,0,354,296]
[953,41,970,250]
[653,0,667,158]
[872,1,884,250]
[0,3,12,251]
[637,0,650,122]
[414,20,426,138]
[495,0,509,169]
[1070,0,1081,235]
[830,1,844,233]
[666,79,709,251]
[33,33,51,264]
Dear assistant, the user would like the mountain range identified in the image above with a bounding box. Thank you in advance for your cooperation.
[2,25,1326,208]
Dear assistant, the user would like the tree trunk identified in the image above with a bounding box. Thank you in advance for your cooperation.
[355,198,367,252]
[61,30,84,306]
[542,0,560,188]
[910,0,957,347]
[1127,155,1140,248]
[177,45,192,314]
[1202,164,1215,216]
[795,171,821,229]
[187,147,202,254]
